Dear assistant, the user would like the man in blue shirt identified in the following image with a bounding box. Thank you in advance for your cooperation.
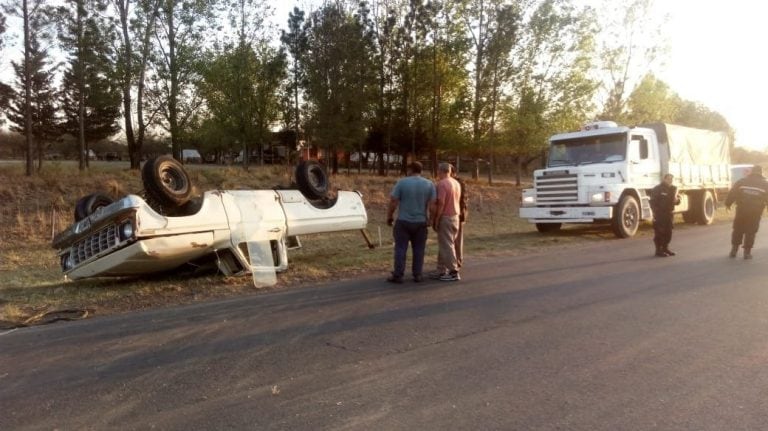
[386,162,436,283]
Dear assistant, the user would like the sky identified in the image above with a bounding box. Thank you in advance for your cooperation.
[1,0,765,151]
[654,0,768,151]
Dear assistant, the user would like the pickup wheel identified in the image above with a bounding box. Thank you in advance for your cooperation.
[696,190,715,225]
[142,156,192,209]
[74,193,114,221]
[535,223,562,233]
[611,195,640,238]
[295,160,329,200]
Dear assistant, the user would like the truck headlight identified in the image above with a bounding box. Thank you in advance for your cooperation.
[591,192,611,203]
[522,195,536,206]
[119,221,135,241]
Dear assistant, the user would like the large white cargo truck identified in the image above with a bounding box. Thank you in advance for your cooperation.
[519,121,731,238]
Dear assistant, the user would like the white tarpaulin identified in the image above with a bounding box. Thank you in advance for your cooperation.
[663,124,730,165]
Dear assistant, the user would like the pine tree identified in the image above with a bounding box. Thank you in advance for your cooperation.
[4,0,55,175]
[7,35,58,172]
[58,0,121,170]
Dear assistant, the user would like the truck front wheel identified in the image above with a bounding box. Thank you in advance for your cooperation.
[612,195,640,238]
[535,223,562,233]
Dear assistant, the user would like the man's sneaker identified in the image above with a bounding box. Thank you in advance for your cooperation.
[663,248,676,256]
[413,274,424,283]
[386,275,404,284]
[729,245,739,258]
[439,272,460,282]
[428,271,446,280]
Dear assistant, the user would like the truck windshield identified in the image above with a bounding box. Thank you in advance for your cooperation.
[548,133,627,167]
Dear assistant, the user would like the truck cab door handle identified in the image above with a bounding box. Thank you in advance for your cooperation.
[269,227,281,232]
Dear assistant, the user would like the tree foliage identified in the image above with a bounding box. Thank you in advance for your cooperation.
[0,0,758,177]
[57,0,121,170]
[302,2,377,173]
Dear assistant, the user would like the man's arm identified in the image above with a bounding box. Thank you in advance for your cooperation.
[387,197,398,226]
[427,197,437,228]
[725,181,740,209]
[671,186,681,205]
[433,197,444,230]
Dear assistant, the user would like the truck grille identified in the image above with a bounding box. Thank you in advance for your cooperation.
[72,223,119,265]
[535,172,578,204]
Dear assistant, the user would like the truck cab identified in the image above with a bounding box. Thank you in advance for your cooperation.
[519,121,731,238]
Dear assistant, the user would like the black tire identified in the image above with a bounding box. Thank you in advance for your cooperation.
[696,190,715,225]
[142,156,192,208]
[535,223,562,233]
[295,159,329,200]
[611,195,640,238]
[682,192,700,224]
[74,193,114,221]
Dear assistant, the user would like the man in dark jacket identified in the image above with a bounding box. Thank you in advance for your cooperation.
[650,173,680,257]
[725,165,768,259]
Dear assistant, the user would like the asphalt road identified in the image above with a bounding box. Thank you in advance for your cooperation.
[2,222,768,431]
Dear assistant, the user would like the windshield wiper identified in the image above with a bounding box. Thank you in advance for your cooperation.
[549,159,575,167]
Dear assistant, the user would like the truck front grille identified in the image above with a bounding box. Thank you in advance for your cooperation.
[535,173,578,204]
[72,224,119,265]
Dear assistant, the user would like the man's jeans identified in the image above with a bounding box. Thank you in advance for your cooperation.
[392,220,429,278]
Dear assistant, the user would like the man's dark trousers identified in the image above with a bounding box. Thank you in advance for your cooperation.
[393,220,428,279]
[654,214,673,249]
[732,208,762,249]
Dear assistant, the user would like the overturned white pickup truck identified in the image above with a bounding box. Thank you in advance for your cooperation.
[52,157,369,285]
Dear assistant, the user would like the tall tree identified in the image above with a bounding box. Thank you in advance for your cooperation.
[280,7,307,164]
[112,0,162,169]
[57,0,121,170]
[624,73,681,124]
[597,0,668,121]
[4,0,55,175]
[0,10,10,109]
[302,2,376,174]
[4,0,54,175]
[197,44,285,168]
[463,0,521,180]
[151,0,215,161]
[367,0,398,175]
[7,34,58,172]
[504,0,598,185]
[625,73,733,141]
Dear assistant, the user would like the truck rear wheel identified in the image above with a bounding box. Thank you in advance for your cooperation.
[696,190,715,225]
[612,195,640,238]
[682,192,699,223]
[535,223,562,233]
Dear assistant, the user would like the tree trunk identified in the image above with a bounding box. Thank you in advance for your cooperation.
[136,0,160,169]
[471,0,485,181]
[23,0,34,176]
[168,7,180,161]
[77,0,87,171]
[117,0,138,169]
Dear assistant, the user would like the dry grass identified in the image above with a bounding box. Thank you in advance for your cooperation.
[0,160,734,328]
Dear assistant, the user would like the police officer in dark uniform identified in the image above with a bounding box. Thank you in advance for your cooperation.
[725,165,768,259]
[650,173,680,257]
